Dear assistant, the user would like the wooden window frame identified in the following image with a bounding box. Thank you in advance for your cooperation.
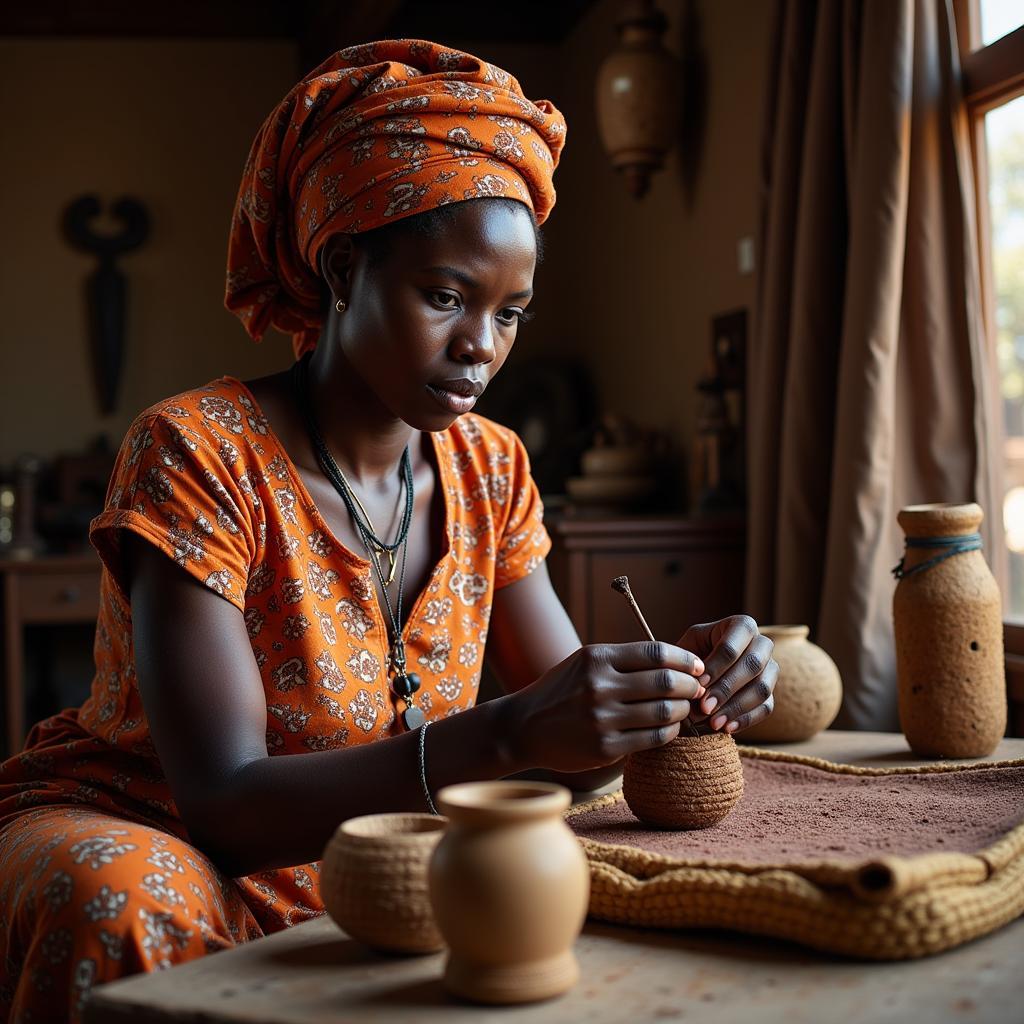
[953,3,1024,685]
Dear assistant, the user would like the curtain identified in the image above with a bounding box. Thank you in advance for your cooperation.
[747,0,1003,729]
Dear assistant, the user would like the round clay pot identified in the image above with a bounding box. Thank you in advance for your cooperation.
[894,503,1005,757]
[739,625,842,742]
[565,473,658,507]
[320,812,446,954]
[429,781,589,1004]
[623,733,744,829]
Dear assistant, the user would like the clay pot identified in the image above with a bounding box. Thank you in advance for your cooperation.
[894,503,1005,757]
[580,444,655,477]
[429,781,589,1004]
[320,812,446,954]
[565,473,657,508]
[739,625,842,742]
[623,733,744,829]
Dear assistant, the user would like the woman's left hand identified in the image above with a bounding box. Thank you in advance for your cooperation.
[676,615,778,734]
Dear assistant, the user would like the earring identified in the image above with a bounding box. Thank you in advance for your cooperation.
[335,298,347,314]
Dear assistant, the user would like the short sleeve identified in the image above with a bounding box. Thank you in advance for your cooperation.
[493,430,552,589]
[89,411,256,611]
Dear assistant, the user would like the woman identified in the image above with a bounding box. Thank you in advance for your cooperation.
[0,40,776,1021]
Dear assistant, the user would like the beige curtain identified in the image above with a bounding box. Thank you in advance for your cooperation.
[747,0,1003,729]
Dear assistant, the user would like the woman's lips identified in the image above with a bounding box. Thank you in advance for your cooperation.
[426,380,483,414]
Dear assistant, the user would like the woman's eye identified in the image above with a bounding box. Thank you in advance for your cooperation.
[497,308,531,326]
[430,291,461,310]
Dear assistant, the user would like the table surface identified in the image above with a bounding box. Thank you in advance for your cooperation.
[84,730,1024,1024]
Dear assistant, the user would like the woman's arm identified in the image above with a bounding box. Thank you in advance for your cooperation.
[486,563,627,792]
[127,534,520,876]
[126,537,704,876]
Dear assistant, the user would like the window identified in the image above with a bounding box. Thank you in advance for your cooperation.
[980,0,1024,46]
[989,95,1024,616]
[954,1,1024,632]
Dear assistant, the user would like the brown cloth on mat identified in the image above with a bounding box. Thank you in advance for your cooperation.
[572,757,1024,865]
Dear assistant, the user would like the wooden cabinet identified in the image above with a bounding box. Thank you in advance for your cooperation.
[1,554,102,754]
[548,516,746,645]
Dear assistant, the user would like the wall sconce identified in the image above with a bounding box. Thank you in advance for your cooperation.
[595,0,681,199]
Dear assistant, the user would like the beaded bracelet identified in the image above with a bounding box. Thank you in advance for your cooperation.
[419,720,439,815]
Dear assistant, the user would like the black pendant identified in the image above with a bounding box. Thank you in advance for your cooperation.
[391,672,421,699]
[402,704,426,730]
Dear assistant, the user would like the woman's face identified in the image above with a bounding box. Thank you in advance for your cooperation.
[329,199,537,431]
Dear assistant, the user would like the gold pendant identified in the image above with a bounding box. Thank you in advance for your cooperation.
[369,543,397,587]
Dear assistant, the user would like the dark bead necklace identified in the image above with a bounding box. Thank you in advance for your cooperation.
[291,354,424,730]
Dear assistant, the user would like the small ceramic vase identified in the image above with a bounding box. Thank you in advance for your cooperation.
[894,503,1006,757]
[739,625,842,742]
[429,781,590,1004]
[623,732,744,829]
[320,812,446,954]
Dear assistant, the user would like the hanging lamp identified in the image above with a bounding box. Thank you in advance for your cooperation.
[595,0,681,198]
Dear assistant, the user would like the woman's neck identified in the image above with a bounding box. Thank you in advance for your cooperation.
[305,344,418,487]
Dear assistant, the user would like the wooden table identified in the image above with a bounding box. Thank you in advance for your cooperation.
[84,731,1024,1024]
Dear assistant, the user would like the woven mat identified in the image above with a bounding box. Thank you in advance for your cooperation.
[566,747,1024,959]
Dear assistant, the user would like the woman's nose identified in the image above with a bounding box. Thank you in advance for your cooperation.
[449,317,496,365]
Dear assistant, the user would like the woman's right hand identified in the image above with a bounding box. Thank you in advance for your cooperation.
[500,641,706,774]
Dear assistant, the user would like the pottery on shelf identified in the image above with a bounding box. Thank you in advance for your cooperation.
[623,732,744,829]
[565,472,658,507]
[429,781,590,1005]
[567,416,666,512]
[739,625,842,743]
[893,503,1005,757]
[320,812,446,954]
[580,444,655,477]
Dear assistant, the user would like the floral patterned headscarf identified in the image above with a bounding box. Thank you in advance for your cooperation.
[225,39,567,357]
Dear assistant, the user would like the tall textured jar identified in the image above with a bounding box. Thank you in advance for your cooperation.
[428,782,589,1005]
[893,503,1005,757]
[739,626,842,742]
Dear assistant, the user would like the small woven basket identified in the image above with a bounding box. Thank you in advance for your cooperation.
[320,812,447,954]
[623,732,744,829]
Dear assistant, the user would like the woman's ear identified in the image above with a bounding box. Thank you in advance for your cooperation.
[319,234,357,304]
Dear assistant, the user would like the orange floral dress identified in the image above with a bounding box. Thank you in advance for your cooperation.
[0,376,550,1022]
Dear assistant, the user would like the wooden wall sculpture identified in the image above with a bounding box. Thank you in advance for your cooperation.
[63,195,150,415]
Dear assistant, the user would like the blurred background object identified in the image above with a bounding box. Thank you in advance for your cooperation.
[1,456,45,561]
[691,308,745,516]
[566,414,672,514]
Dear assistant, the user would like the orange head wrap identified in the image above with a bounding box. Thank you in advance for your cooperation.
[225,39,566,356]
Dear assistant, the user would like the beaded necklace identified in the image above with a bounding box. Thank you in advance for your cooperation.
[291,354,424,729]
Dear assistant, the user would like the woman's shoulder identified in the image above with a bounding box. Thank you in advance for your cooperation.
[129,377,267,434]
[121,377,275,466]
